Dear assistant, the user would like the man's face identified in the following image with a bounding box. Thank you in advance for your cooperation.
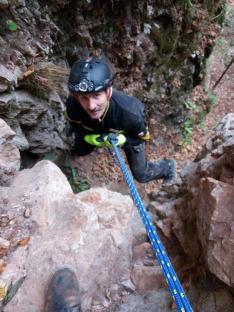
[73,87,112,120]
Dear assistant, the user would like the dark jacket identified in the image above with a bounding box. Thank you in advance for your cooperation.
[65,89,149,145]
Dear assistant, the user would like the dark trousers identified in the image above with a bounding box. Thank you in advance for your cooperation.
[122,144,168,183]
[73,134,167,183]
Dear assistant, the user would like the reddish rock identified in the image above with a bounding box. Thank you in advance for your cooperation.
[131,264,163,291]
[1,160,138,311]
[149,114,234,288]
[196,178,234,287]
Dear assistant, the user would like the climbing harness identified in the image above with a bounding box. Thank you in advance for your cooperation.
[107,133,193,312]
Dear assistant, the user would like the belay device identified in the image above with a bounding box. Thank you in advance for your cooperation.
[107,133,193,312]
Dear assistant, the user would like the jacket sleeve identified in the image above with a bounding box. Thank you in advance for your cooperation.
[65,96,79,123]
[64,97,89,137]
[123,105,150,141]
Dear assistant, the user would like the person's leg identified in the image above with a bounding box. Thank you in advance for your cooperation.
[44,268,82,312]
[123,143,175,183]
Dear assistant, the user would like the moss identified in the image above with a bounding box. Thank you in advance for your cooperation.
[151,14,178,55]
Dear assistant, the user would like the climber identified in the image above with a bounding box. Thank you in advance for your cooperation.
[44,268,82,312]
[65,56,176,183]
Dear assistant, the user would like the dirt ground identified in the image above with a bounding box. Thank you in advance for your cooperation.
[71,4,234,198]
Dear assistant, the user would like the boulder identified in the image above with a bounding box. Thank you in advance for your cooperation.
[196,177,234,286]
[0,64,22,92]
[0,91,47,121]
[0,91,68,153]
[177,114,234,287]
[148,114,234,288]
[0,118,20,185]
[1,160,141,311]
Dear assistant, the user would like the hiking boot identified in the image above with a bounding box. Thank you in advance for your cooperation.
[44,268,82,312]
[147,158,176,183]
[162,159,176,183]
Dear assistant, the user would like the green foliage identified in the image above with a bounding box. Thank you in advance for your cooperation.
[195,109,207,126]
[181,87,219,147]
[6,20,17,31]
[42,152,89,193]
[207,93,218,106]
[212,0,227,24]
[215,37,227,47]
[184,0,194,10]
[65,159,89,193]
[184,100,197,110]
[182,118,193,146]
[151,22,178,55]
[0,277,26,311]
[178,0,195,15]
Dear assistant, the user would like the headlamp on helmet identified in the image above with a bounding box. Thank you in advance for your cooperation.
[69,79,94,93]
[68,58,114,94]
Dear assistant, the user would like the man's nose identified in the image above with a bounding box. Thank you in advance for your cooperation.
[87,98,96,110]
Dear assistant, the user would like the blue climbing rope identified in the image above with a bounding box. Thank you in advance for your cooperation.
[108,136,193,312]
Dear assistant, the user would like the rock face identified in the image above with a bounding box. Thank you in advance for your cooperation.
[196,178,234,286]
[1,160,132,311]
[1,114,234,311]
[0,118,20,185]
[193,114,234,287]
[149,113,234,288]
[0,90,68,153]
[1,160,169,312]
[0,1,225,154]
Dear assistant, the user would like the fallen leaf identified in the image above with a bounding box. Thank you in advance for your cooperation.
[0,260,6,274]
[3,276,26,306]
[0,248,7,258]
[0,280,8,302]
[19,68,34,80]
[0,238,10,249]
[18,237,30,246]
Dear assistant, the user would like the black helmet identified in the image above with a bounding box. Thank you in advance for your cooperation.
[68,57,114,94]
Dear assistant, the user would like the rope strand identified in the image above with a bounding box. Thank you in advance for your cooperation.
[110,140,193,312]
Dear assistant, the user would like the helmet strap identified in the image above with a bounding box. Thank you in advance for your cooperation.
[106,86,113,102]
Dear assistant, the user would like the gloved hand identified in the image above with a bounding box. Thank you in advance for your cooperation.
[84,133,126,147]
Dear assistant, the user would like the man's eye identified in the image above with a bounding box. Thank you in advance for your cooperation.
[82,96,89,100]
